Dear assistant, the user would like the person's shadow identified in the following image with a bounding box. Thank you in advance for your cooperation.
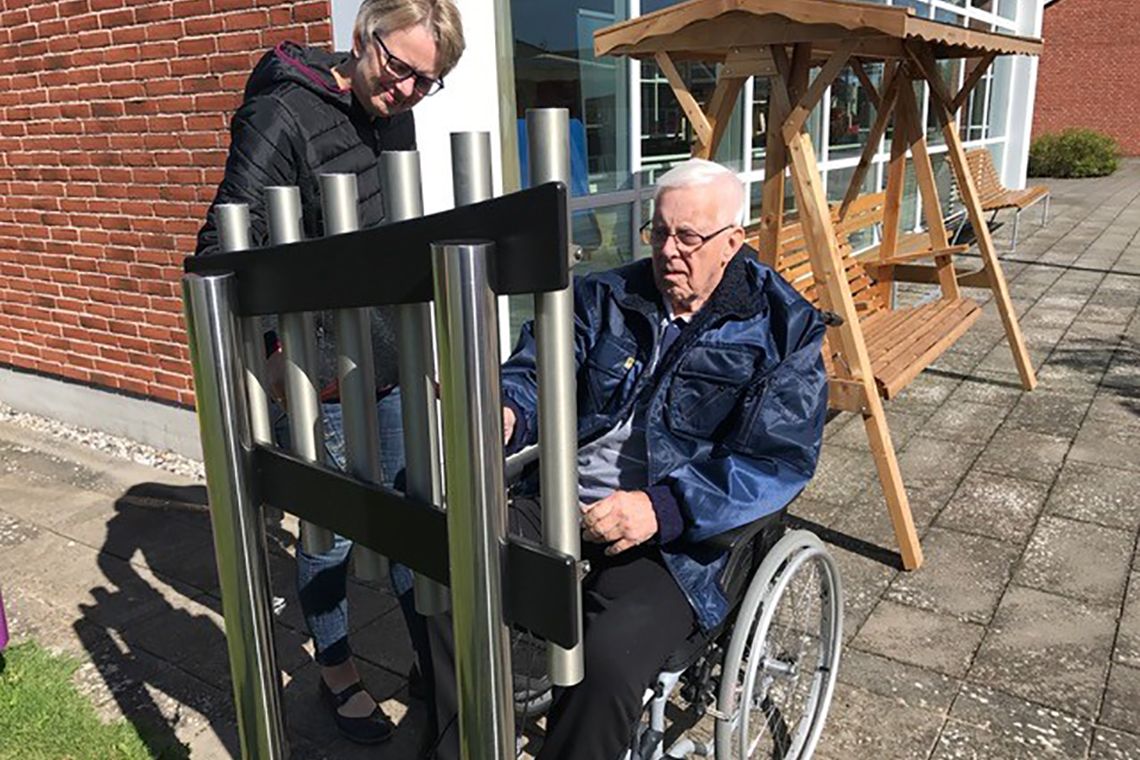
[74,481,427,758]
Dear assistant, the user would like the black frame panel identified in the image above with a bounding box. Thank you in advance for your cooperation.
[184,182,569,315]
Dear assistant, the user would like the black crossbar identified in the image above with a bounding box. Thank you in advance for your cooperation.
[184,182,569,315]
[253,446,581,649]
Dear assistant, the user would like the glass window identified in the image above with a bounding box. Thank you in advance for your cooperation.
[828,164,879,250]
[751,77,771,167]
[828,64,881,161]
[926,60,960,146]
[640,58,744,172]
[512,0,629,194]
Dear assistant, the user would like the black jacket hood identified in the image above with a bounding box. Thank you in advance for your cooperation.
[246,41,355,111]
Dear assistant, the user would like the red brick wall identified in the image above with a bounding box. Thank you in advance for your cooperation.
[0,0,332,407]
[1033,0,1140,156]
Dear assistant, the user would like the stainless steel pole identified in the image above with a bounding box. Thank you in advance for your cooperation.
[432,240,515,760]
[266,186,334,554]
[380,151,450,615]
[525,108,584,686]
[217,204,273,446]
[184,272,287,760]
[320,174,387,582]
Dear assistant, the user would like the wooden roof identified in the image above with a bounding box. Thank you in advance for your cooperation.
[594,0,1042,64]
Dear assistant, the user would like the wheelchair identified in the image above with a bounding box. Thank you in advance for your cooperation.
[508,496,844,760]
[628,516,843,760]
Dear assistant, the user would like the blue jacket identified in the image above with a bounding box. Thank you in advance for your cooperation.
[501,250,829,630]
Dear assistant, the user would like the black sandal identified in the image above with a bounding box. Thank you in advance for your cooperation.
[318,678,395,745]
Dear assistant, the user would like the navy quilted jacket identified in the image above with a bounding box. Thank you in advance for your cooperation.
[501,251,828,629]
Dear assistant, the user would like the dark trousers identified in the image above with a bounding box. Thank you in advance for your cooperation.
[427,497,696,760]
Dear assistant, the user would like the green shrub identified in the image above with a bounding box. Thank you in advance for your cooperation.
[1028,128,1119,178]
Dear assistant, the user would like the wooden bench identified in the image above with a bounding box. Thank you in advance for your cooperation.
[749,191,984,570]
[966,147,1050,253]
[754,192,982,401]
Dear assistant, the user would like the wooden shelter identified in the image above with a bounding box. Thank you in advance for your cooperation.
[595,0,1042,569]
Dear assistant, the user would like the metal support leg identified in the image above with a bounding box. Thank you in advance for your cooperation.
[432,240,516,760]
[184,272,287,760]
[526,107,584,687]
[1011,208,1020,254]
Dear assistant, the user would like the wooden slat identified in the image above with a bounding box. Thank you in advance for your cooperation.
[878,302,981,397]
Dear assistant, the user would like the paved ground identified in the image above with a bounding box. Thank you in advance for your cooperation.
[1,162,1138,759]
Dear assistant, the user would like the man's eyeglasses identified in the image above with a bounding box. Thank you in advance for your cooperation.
[371,32,444,97]
[640,221,733,253]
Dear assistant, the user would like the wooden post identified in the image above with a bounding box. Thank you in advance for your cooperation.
[838,61,902,220]
[774,61,924,571]
[697,74,747,160]
[909,41,1037,391]
[896,71,959,299]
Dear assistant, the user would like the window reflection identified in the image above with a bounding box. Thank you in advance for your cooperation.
[829,64,881,160]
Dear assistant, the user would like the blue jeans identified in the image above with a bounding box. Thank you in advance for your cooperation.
[275,390,419,667]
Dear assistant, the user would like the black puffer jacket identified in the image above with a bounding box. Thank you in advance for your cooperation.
[196,42,416,390]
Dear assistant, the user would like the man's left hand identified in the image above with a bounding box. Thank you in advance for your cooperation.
[582,490,658,556]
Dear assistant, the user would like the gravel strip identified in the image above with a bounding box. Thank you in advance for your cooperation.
[0,401,205,482]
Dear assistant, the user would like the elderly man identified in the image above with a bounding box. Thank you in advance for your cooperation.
[428,158,828,759]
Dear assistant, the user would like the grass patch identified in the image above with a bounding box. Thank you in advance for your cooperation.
[0,641,188,759]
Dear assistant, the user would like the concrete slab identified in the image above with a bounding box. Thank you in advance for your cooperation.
[935,683,1093,759]
[937,470,1050,545]
[1015,516,1133,606]
[1118,572,1140,669]
[1091,727,1140,760]
[885,527,1019,625]
[814,681,945,760]
[1046,461,1140,532]
[970,585,1117,719]
[853,600,985,679]
[974,428,1071,484]
[1101,663,1140,736]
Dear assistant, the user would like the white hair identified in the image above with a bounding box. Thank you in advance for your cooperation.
[654,158,746,225]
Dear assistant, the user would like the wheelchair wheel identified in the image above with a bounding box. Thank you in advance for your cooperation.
[714,530,842,760]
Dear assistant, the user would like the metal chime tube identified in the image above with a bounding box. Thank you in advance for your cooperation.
[381,151,450,615]
[525,108,584,686]
[432,239,515,760]
[321,173,387,582]
[266,186,334,554]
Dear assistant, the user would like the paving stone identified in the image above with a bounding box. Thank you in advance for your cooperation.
[1118,573,1140,670]
[1102,663,1140,735]
[828,408,928,450]
[814,681,945,760]
[829,545,897,643]
[920,401,1007,444]
[898,436,984,488]
[974,428,1070,484]
[970,585,1116,719]
[0,439,117,493]
[1046,461,1140,532]
[942,377,1025,412]
[853,600,985,678]
[1015,516,1132,606]
[1003,391,1092,439]
[1091,727,1140,759]
[1085,392,1140,427]
[885,527,1019,625]
[934,683,1093,759]
[837,648,959,712]
[72,629,236,748]
[0,508,40,549]
[787,494,845,527]
[893,372,961,410]
[801,444,877,507]
[350,605,416,679]
[937,470,1050,544]
[1071,419,1140,473]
